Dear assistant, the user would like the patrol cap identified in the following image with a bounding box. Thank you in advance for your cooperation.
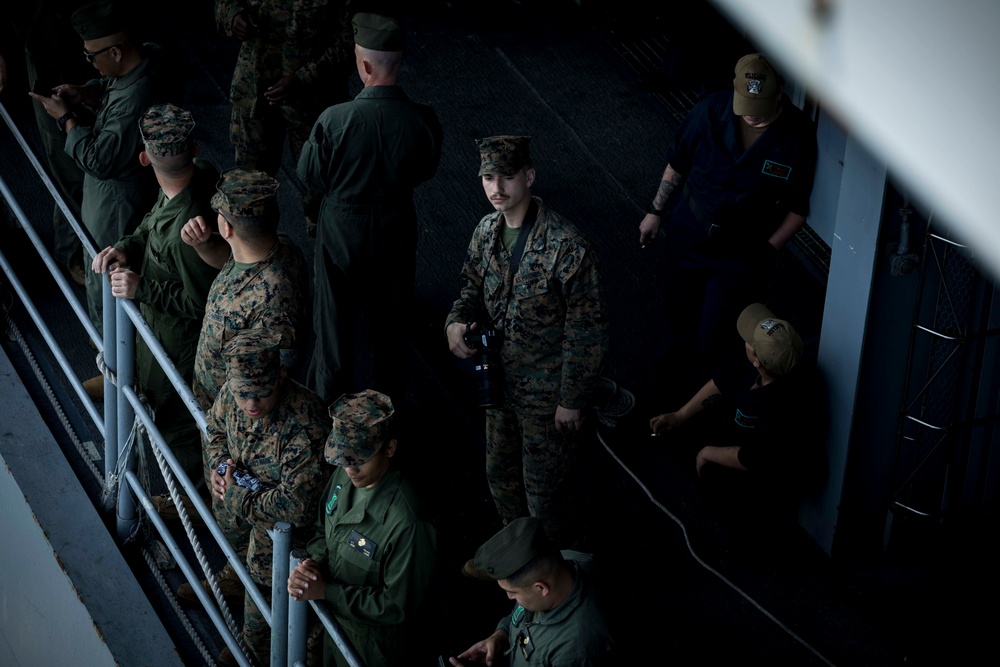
[472,517,551,580]
[476,135,531,177]
[222,328,283,400]
[211,168,279,219]
[352,13,404,51]
[737,303,803,376]
[139,104,195,158]
[733,53,780,117]
[72,0,130,41]
[326,390,395,466]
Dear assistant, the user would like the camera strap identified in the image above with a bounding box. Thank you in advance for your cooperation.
[507,201,538,280]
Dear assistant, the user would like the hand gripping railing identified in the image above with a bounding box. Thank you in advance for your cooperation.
[2,99,363,667]
[285,549,365,667]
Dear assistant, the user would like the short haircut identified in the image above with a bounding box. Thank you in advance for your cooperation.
[223,207,279,244]
[147,149,194,177]
[505,549,563,588]
[359,45,402,74]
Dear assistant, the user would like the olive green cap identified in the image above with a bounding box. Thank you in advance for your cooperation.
[326,390,395,466]
[472,517,551,580]
[223,329,282,400]
[352,13,404,51]
[210,168,279,219]
[72,0,129,41]
[139,104,195,158]
[476,135,531,177]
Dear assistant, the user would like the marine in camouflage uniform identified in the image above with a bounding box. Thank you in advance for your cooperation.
[214,0,354,228]
[191,168,309,417]
[206,328,331,665]
[288,389,437,667]
[93,104,220,485]
[298,13,443,406]
[446,136,608,547]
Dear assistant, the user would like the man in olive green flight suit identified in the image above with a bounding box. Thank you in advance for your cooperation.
[90,103,220,491]
[451,517,616,667]
[288,389,437,667]
[298,12,443,407]
[30,0,173,335]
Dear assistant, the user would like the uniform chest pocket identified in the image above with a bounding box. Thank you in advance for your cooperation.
[332,532,381,585]
[242,454,277,482]
[483,270,505,303]
[514,269,550,301]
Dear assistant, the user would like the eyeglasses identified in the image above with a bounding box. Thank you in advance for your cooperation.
[83,44,121,63]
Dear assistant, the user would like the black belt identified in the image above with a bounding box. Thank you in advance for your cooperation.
[682,184,741,242]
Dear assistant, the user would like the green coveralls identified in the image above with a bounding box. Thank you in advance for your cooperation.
[306,466,437,667]
[113,158,221,483]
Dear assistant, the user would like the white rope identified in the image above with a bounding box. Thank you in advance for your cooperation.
[593,383,836,667]
[141,417,251,659]
[141,543,218,667]
[1,298,103,484]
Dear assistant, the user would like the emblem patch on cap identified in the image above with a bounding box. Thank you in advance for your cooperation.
[746,78,763,95]
[759,319,782,334]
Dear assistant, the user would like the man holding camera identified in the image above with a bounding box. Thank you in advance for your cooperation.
[446,136,608,551]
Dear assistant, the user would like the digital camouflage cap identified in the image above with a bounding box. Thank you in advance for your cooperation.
[326,389,395,466]
[472,516,552,580]
[352,12,404,51]
[72,0,129,40]
[222,328,283,400]
[477,135,531,177]
[211,168,279,219]
[139,104,195,158]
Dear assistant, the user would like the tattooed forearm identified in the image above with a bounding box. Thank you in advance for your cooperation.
[652,168,683,211]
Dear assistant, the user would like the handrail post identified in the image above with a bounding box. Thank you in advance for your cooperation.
[287,549,309,667]
[270,522,292,666]
[102,276,117,479]
[115,296,138,540]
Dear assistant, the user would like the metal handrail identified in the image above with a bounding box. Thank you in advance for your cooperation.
[0,104,97,260]
[2,100,359,667]
[0,174,103,432]
[0,101,270,661]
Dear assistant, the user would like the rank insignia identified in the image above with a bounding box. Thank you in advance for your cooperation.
[325,484,342,515]
[348,530,377,559]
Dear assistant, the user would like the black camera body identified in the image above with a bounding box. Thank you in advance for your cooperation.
[464,324,504,408]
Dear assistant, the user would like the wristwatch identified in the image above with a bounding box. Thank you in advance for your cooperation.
[56,111,77,133]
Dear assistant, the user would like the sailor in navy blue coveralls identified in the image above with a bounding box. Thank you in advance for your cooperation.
[638,54,817,395]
